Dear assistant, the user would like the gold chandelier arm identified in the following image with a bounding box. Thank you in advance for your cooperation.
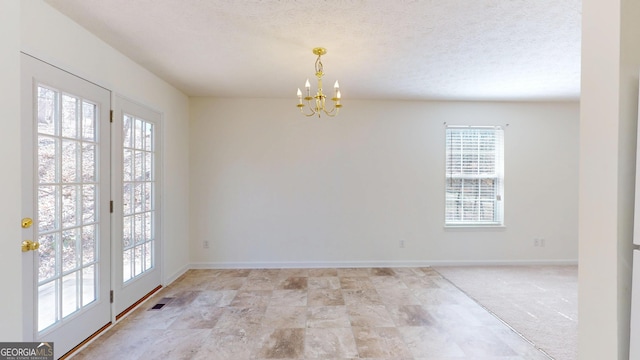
[321,105,340,117]
[298,106,318,117]
[297,96,319,117]
[297,92,342,118]
[297,103,341,118]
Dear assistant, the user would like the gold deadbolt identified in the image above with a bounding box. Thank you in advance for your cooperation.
[21,218,33,229]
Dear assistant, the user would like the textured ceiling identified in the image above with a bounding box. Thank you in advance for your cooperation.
[44,0,581,101]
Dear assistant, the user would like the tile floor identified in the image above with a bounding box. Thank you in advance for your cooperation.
[72,267,551,359]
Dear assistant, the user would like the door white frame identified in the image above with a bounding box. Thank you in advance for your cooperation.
[111,94,163,317]
[21,53,112,359]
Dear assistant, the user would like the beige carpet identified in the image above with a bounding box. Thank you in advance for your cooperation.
[434,265,577,360]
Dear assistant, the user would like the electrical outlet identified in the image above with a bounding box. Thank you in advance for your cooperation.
[203,240,209,249]
[534,238,540,247]
[399,239,405,248]
[539,238,546,247]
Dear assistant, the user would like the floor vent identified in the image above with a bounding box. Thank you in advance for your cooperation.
[149,297,174,311]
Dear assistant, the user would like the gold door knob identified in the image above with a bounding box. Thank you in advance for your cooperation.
[21,240,40,252]
[21,218,33,229]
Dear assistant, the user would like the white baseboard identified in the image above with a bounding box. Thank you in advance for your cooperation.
[428,259,578,266]
[189,259,578,269]
[191,260,433,269]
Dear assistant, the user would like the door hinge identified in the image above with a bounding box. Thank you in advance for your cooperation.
[110,200,113,213]
[110,110,114,123]
[110,290,114,303]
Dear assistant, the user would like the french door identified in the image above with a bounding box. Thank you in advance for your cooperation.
[21,54,111,358]
[21,55,162,358]
[112,96,162,315]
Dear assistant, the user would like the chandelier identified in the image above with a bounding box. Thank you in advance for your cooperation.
[296,47,342,117]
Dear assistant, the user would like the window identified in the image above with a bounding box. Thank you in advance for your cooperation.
[445,126,504,226]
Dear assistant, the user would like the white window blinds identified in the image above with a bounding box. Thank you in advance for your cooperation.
[445,126,504,226]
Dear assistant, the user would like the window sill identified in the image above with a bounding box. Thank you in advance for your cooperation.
[444,224,506,230]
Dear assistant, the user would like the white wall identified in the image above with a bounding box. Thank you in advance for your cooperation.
[20,1,191,283]
[579,0,640,359]
[0,0,23,340]
[190,98,579,267]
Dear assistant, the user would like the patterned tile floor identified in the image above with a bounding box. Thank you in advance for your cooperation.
[72,267,550,359]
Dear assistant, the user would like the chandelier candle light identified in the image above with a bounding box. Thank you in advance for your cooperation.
[297,47,342,117]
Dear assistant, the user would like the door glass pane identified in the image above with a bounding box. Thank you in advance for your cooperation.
[62,185,80,229]
[134,119,143,149]
[144,242,153,271]
[122,114,155,283]
[82,101,96,141]
[35,85,101,333]
[38,233,58,282]
[38,136,58,184]
[37,87,57,136]
[134,184,143,213]
[144,211,152,240]
[123,183,133,215]
[62,228,79,272]
[61,140,79,183]
[144,122,153,152]
[134,150,143,181]
[82,265,96,306]
[82,184,95,224]
[82,225,96,265]
[123,249,132,282]
[123,149,133,182]
[38,186,59,233]
[61,95,78,139]
[134,245,143,277]
[123,213,133,248]
[145,152,153,181]
[82,144,96,182]
[38,281,57,331]
[62,272,79,318]
[123,115,133,148]
[134,214,143,244]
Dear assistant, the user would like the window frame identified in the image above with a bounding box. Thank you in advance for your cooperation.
[444,125,504,227]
